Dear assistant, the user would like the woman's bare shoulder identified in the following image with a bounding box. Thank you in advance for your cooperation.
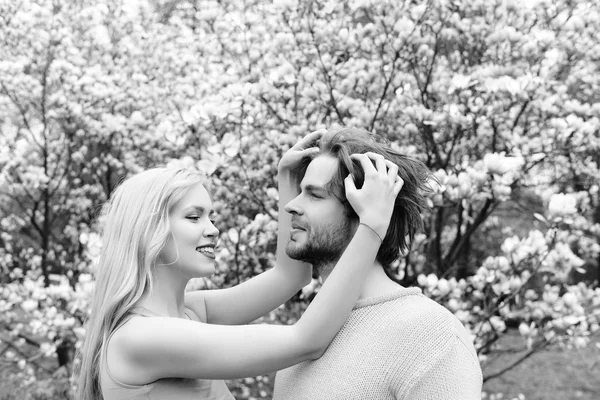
[106,316,158,385]
[106,315,211,383]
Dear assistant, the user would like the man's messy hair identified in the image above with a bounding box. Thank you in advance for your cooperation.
[296,127,433,266]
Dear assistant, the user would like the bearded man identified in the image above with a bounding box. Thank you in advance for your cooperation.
[273,127,483,400]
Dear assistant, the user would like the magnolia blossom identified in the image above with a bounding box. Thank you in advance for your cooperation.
[2,0,600,397]
[437,278,451,297]
[491,180,512,201]
[484,76,522,95]
[266,187,278,200]
[273,0,296,10]
[393,17,415,35]
[457,172,472,198]
[448,74,471,93]
[417,273,439,291]
[483,153,524,176]
[500,236,527,265]
[21,299,38,312]
[518,321,535,337]
[542,242,585,279]
[548,193,578,217]
[301,278,320,299]
[166,156,196,170]
[197,149,226,176]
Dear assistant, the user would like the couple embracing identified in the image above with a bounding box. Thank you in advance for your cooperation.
[77,127,482,400]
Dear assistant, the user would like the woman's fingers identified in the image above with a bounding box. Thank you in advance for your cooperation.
[365,152,387,177]
[385,160,399,180]
[345,153,401,240]
[298,147,319,157]
[393,175,404,194]
[280,129,325,171]
[350,153,378,176]
[292,129,325,151]
[350,153,401,189]
[344,174,357,195]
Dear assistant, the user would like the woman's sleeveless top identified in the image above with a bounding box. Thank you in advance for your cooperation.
[99,307,235,400]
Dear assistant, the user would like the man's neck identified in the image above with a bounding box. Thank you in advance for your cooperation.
[316,261,402,301]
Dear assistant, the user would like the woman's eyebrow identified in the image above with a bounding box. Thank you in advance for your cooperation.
[183,205,207,214]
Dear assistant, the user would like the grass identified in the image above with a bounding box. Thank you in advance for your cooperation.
[482,331,600,400]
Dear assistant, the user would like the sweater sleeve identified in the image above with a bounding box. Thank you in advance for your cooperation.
[399,332,483,400]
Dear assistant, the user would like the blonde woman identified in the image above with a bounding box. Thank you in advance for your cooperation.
[76,132,403,400]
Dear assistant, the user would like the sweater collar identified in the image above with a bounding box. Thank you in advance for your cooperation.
[354,286,422,309]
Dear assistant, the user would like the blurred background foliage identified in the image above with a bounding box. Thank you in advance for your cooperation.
[0,0,599,398]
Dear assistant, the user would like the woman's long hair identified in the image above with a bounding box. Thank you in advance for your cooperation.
[75,167,207,400]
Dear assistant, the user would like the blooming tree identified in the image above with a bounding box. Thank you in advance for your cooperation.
[1,0,599,398]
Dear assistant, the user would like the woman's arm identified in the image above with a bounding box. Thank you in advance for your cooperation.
[110,153,403,383]
[185,131,324,325]
[110,224,383,383]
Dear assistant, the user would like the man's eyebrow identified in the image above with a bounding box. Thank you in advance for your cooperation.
[302,184,330,194]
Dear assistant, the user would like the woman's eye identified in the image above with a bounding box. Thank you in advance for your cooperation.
[310,193,323,199]
[186,216,200,221]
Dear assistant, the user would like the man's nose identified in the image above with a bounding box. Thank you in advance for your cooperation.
[284,195,303,215]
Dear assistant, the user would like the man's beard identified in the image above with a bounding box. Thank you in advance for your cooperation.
[285,218,354,269]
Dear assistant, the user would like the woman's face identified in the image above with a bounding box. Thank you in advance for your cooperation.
[159,183,219,278]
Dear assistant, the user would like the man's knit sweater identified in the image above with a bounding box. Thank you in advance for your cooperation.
[273,287,482,400]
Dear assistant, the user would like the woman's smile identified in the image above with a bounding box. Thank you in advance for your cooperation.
[196,244,216,259]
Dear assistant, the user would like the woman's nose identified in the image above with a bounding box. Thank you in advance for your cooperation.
[204,221,219,237]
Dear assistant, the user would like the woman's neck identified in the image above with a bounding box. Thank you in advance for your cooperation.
[136,266,188,318]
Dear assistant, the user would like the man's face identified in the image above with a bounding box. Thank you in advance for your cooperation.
[284,155,356,265]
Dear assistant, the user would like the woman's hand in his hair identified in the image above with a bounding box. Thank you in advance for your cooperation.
[278,129,325,173]
[344,152,403,240]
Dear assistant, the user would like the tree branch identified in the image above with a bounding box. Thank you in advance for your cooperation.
[443,198,497,269]
[483,340,549,383]
[306,9,345,124]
